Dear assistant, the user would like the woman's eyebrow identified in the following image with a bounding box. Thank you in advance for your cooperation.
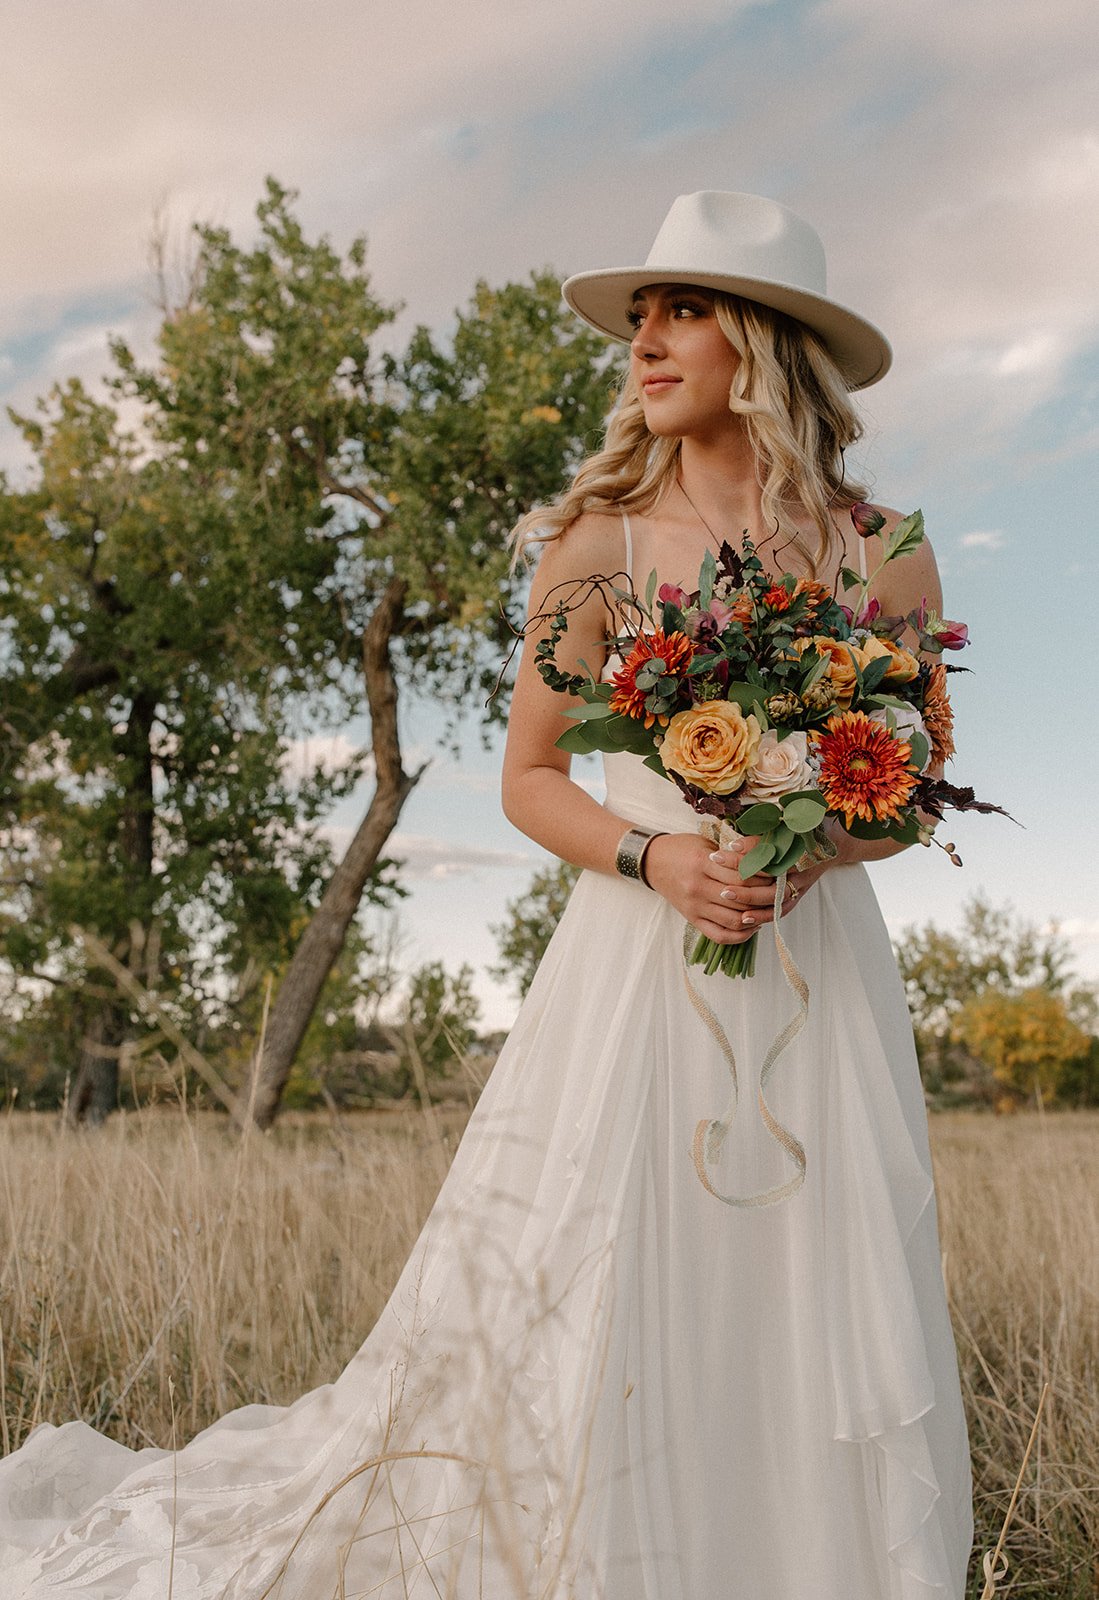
[630,284,712,304]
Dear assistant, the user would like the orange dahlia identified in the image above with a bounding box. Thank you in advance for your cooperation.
[609,628,693,727]
[922,663,955,764]
[762,583,792,612]
[793,577,834,617]
[816,710,916,826]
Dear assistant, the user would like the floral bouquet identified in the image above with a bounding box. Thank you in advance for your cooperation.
[537,505,1001,978]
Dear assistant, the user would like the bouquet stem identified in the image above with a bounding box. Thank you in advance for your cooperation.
[689,930,758,979]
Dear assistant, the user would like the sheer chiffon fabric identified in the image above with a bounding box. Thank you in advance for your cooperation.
[0,749,973,1597]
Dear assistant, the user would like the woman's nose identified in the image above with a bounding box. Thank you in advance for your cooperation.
[630,314,665,359]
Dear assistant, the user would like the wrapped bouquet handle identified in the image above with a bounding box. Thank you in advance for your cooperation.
[685,871,810,1208]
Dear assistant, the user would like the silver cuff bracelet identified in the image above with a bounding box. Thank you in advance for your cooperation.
[615,826,664,887]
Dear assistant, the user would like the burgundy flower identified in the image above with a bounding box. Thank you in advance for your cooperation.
[936,620,969,650]
[850,502,886,539]
[658,582,690,610]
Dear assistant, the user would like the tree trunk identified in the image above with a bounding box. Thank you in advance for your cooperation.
[247,579,424,1129]
[68,1005,124,1125]
[69,694,157,1125]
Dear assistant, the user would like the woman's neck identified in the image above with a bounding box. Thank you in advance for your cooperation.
[676,434,766,542]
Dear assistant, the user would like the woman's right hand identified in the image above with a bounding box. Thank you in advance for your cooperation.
[642,831,795,946]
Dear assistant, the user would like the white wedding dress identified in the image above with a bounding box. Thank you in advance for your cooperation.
[0,587,974,1599]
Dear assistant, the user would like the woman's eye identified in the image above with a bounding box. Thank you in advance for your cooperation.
[672,301,704,319]
[625,308,644,329]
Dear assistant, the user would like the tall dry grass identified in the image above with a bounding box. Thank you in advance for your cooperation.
[0,1105,464,1454]
[0,1104,1095,1596]
[932,1108,1099,1599]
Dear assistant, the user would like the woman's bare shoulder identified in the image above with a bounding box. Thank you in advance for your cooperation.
[530,509,629,586]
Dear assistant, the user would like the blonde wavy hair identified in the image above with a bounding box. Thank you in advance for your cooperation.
[511,292,869,578]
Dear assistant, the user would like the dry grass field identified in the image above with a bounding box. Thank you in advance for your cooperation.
[0,1103,1095,1597]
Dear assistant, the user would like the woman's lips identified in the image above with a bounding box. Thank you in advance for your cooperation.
[642,376,681,393]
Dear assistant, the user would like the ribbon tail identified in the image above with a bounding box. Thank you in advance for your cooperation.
[685,871,809,1209]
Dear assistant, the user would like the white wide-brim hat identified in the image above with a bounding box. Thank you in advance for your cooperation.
[561,190,891,391]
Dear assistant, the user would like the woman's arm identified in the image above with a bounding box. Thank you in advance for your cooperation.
[502,514,776,947]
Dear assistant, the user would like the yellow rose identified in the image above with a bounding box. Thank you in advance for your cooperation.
[796,636,859,707]
[855,635,920,684]
[660,701,762,795]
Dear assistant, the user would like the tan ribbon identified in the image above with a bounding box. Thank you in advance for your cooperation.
[685,870,810,1208]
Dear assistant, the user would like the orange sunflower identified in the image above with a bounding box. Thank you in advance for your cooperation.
[609,628,694,727]
[922,663,955,764]
[816,711,916,826]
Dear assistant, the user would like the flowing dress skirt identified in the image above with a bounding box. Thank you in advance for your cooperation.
[0,753,973,1597]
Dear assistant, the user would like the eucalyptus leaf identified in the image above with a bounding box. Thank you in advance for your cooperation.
[771,838,807,877]
[736,802,784,833]
[908,731,930,770]
[782,796,827,833]
[555,723,598,755]
[770,824,795,857]
[644,566,658,616]
[723,682,767,716]
[562,700,614,721]
[739,837,777,878]
[699,548,717,609]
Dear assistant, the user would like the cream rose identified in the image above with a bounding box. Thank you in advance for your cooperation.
[660,701,762,795]
[743,729,814,800]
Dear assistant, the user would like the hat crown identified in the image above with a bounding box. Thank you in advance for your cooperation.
[643,191,828,298]
[559,188,891,389]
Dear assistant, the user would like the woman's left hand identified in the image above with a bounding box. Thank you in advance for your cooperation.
[710,832,835,928]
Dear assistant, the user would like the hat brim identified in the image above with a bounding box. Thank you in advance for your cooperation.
[561,266,892,391]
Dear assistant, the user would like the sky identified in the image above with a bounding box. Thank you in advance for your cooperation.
[3,0,1098,1030]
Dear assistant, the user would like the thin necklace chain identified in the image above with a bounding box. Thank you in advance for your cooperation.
[675,473,722,548]
[676,472,794,567]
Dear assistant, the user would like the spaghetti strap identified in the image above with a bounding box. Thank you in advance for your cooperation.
[621,511,633,586]
[857,527,867,582]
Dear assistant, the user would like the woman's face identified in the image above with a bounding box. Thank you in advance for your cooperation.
[627,284,741,444]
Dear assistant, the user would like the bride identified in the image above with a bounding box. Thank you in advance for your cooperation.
[0,191,974,1598]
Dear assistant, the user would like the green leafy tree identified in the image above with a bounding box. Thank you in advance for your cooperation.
[0,376,367,1119]
[951,986,1092,1105]
[1,178,611,1123]
[490,860,581,997]
[893,895,1096,1102]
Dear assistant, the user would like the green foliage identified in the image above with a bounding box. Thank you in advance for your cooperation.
[951,986,1092,1105]
[893,895,1097,1104]
[379,271,612,730]
[400,960,480,1082]
[490,860,581,997]
[0,177,611,1108]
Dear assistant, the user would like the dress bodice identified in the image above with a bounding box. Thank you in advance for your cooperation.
[602,749,701,835]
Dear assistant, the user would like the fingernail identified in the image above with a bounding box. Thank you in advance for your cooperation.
[741,913,756,927]
[708,851,725,863]
[719,888,736,902]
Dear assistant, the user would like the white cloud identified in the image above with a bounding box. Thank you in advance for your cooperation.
[959,530,1005,551]
[281,734,369,783]
[387,833,533,881]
